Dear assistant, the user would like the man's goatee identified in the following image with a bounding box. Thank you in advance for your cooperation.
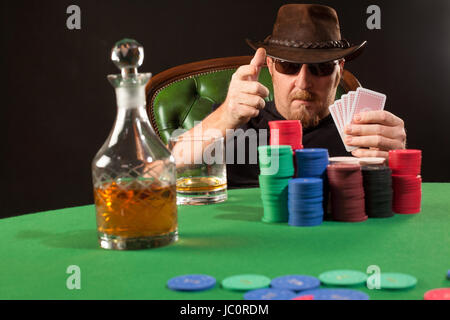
[295,105,320,128]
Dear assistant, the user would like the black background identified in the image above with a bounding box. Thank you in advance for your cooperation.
[2,0,450,218]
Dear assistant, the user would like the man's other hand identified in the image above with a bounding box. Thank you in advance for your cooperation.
[221,48,270,128]
[344,110,407,158]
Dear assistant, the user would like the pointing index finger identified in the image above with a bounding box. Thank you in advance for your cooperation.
[249,48,266,80]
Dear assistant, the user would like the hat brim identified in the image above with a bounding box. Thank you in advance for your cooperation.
[246,39,367,64]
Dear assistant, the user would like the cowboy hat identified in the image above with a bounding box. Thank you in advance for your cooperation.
[246,4,366,64]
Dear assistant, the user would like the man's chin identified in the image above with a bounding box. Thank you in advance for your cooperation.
[288,105,321,128]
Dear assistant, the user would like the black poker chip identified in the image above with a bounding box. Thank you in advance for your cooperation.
[361,166,394,218]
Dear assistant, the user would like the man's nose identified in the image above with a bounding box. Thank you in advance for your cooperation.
[294,64,313,89]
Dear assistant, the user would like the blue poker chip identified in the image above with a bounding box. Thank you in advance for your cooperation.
[447,270,450,280]
[288,202,323,208]
[271,275,320,291]
[289,208,323,214]
[288,197,324,205]
[288,203,323,211]
[288,213,324,220]
[288,209,324,216]
[295,149,329,178]
[167,274,216,292]
[288,203,324,213]
[288,198,323,208]
[288,219,323,227]
[288,177,325,227]
[289,178,323,188]
[288,192,323,200]
[244,288,297,300]
[295,148,329,154]
[288,216,323,226]
[298,288,370,300]
[289,215,323,222]
[288,212,324,220]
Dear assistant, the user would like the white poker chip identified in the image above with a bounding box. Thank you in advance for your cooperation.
[329,156,386,166]
[358,157,386,165]
[329,157,359,164]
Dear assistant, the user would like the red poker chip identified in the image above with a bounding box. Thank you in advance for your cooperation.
[292,295,314,300]
[271,131,302,136]
[389,149,421,156]
[271,140,302,150]
[392,174,422,214]
[274,138,302,144]
[424,288,450,300]
[274,137,302,142]
[269,120,302,128]
[269,120,303,149]
[391,175,422,181]
[271,126,302,132]
[389,149,422,176]
[393,208,421,214]
[274,132,302,137]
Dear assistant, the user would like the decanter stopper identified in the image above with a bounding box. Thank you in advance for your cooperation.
[111,38,144,79]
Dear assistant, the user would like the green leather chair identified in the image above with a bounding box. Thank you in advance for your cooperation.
[146,56,361,144]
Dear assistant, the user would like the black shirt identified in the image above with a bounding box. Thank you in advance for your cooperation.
[212,101,350,189]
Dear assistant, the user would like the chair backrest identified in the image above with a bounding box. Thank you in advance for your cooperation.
[146,56,361,144]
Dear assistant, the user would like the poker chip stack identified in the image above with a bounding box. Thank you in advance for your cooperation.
[389,149,422,214]
[258,145,295,223]
[268,120,303,150]
[327,164,368,222]
[269,120,303,177]
[288,178,324,227]
[294,148,330,214]
[294,149,329,178]
[361,165,393,218]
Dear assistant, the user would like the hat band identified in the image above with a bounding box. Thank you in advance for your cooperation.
[264,36,351,49]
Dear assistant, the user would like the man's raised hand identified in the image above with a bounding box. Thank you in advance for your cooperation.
[221,48,270,128]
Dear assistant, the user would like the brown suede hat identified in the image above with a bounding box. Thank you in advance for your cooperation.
[246,4,366,64]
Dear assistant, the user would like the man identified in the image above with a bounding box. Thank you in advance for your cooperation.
[184,4,406,188]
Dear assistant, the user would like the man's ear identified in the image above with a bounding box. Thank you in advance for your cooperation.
[339,59,345,76]
[266,57,274,77]
[336,59,345,86]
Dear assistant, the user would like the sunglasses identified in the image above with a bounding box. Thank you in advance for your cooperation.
[273,59,340,77]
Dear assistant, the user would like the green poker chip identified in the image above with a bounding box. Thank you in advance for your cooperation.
[258,145,292,154]
[379,273,417,289]
[319,270,368,286]
[258,145,294,177]
[221,274,271,291]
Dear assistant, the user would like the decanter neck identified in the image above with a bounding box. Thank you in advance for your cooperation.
[115,85,147,110]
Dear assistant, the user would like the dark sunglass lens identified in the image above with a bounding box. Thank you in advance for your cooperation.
[276,61,301,75]
[310,62,336,76]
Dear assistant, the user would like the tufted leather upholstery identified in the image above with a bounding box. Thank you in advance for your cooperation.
[146,56,360,144]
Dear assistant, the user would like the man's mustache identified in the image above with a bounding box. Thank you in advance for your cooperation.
[290,90,316,102]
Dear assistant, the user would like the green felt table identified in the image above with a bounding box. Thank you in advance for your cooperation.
[1,183,449,300]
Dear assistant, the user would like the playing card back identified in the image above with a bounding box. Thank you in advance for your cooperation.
[350,87,386,121]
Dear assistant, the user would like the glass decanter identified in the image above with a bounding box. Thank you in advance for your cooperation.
[92,39,178,250]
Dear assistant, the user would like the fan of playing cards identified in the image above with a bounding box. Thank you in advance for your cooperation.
[329,87,386,152]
